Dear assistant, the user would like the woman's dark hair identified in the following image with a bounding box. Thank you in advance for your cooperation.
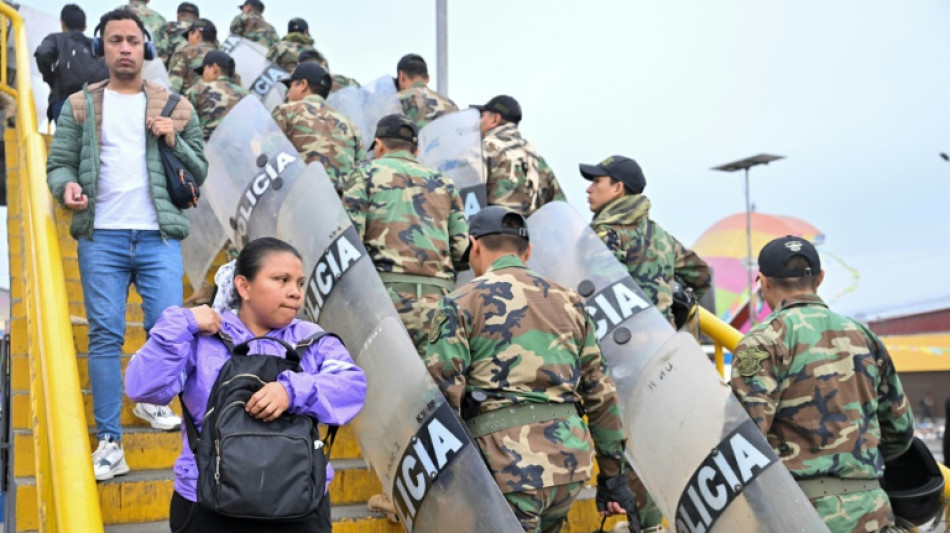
[235,237,303,282]
[61,4,86,31]
[97,9,149,39]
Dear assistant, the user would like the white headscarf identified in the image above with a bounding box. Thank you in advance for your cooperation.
[211,260,238,314]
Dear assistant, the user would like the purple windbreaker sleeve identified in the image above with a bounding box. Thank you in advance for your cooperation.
[125,306,200,406]
[277,334,366,425]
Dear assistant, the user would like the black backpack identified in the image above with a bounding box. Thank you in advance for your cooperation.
[182,332,339,520]
[55,32,109,97]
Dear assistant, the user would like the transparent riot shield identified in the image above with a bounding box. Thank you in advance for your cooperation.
[202,95,308,250]
[19,5,60,128]
[181,201,226,292]
[220,35,287,111]
[142,59,172,88]
[326,74,401,146]
[526,202,830,533]
[274,173,522,532]
[418,108,485,219]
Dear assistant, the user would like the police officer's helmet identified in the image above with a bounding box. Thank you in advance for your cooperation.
[881,437,946,525]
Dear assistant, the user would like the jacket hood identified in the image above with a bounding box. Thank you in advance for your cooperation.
[593,194,651,226]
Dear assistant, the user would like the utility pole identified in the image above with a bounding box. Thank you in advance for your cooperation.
[436,0,448,95]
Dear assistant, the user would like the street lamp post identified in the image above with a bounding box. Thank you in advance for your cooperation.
[435,0,448,95]
[712,154,785,324]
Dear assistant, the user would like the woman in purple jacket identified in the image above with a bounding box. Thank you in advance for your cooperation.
[126,237,367,532]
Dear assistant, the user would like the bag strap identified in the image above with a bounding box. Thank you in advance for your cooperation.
[160,92,180,118]
[181,392,200,455]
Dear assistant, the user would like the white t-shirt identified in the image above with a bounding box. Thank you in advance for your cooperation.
[95,89,159,230]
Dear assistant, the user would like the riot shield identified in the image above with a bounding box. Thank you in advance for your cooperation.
[273,172,522,532]
[181,201,226,292]
[526,202,830,533]
[418,108,485,219]
[326,74,401,146]
[142,59,172,88]
[220,35,287,111]
[202,95,310,250]
[19,5,60,128]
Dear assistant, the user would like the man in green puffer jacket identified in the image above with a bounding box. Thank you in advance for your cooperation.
[46,9,207,483]
[579,154,710,532]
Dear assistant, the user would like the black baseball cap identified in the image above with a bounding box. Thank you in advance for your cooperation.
[193,50,232,75]
[758,236,821,279]
[238,0,264,12]
[188,18,215,37]
[460,206,530,262]
[280,62,331,90]
[579,155,646,194]
[370,114,418,150]
[288,17,308,33]
[178,2,199,16]
[470,95,522,124]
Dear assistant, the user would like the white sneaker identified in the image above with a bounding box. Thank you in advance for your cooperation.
[133,403,182,431]
[92,438,130,481]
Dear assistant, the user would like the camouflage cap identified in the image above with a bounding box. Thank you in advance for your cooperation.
[370,114,418,150]
[177,2,199,16]
[461,206,529,262]
[758,235,821,278]
[471,95,522,124]
[579,155,646,194]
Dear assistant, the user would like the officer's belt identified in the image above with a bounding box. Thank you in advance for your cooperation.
[796,477,881,500]
[379,272,454,298]
[465,402,577,439]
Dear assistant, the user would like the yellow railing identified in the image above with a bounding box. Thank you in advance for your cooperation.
[696,306,742,376]
[0,3,104,531]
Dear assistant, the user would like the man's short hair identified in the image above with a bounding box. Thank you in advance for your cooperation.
[190,19,217,43]
[477,215,530,256]
[765,256,819,292]
[379,137,416,153]
[97,9,147,38]
[298,49,325,65]
[61,4,86,31]
[396,53,428,78]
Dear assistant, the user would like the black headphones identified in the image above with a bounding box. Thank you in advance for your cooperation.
[91,20,156,61]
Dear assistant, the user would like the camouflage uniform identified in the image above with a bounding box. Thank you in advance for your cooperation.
[342,150,468,356]
[591,194,711,325]
[229,11,279,49]
[270,94,365,193]
[167,41,215,94]
[185,76,249,140]
[154,19,192,65]
[119,0,166,38]
[426,255,626,532]
[731,294,914,533]
[398,81,458,129]
[266,32,317,72]
[483,122,565,216]
[330,74,360,94]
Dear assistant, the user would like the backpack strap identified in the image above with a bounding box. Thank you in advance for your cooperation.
[160,92,181,118]
[180,392,200,455]
[324,425,339,458]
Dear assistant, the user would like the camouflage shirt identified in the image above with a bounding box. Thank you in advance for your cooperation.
[266,32,317,73]
[398,81,458,129]
[483,122,565,216]
[270,93,365,193]
[730,294,914,532]
[229,11,279,49]
[185,76,249,140]
[154,19,192,65]
[426,255,626,493]
[167,41,215,94]
[342,150,469,280]
[591,194,711,323]
[330,74,361,94]
[119,0,166,38]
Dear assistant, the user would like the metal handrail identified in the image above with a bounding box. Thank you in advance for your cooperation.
[696,306,742,377]
[0,3,104,531]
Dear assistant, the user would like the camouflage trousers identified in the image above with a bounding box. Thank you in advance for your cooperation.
[388,288,446,357]
[625,468,663,528]
[504,481,584,533]
[812,488,894,533]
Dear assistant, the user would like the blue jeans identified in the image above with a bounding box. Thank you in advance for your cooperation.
[78,230,183,441]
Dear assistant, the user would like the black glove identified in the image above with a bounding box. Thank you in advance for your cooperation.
[596,473,642,533]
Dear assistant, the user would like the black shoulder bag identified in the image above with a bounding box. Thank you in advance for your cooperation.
[158,93,200,209]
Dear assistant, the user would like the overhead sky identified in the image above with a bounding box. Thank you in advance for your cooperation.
[19,0,950,318]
